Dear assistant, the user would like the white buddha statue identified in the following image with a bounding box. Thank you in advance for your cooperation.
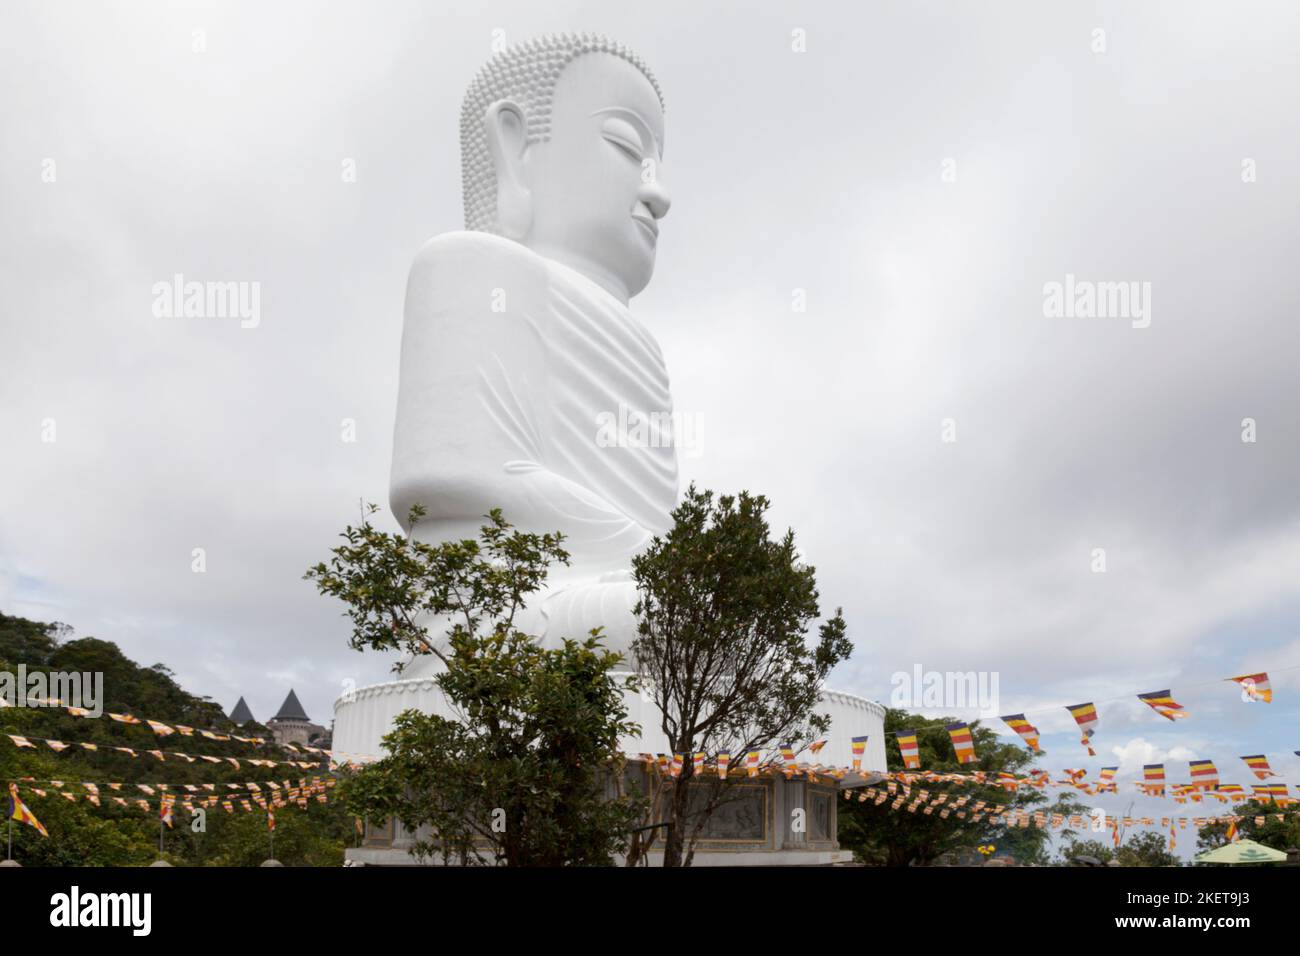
[391,34,677,668]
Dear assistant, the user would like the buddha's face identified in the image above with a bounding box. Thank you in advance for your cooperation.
[519,54,670,301]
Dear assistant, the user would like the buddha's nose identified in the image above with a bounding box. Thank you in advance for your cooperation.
[639,172,671,221]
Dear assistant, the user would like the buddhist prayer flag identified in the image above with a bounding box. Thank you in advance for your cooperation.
[780,744,797,775]
[946,722,977,765]
[851,736,868,771]
[268,809,275,832]
[1137,690,1188,721]
[1189,759,1219,789]
[1143,764,1166,795]
[1098,767,1118,791]
[7,783,48,837]
[670,754,683,778]
[1240,755,1277,779]
[1226,672,1271,703]
[1225,819,1238,842]
[1066,703,1098,755]
[896,731,921,770]
[999,714,1043,753]
[159,794,175,828]
[1253,784,1288,803]
[692,752,705,776]
[809,739,827,755]
[746,751,760,777]
[717,752,730,780]
[8,735,35,749]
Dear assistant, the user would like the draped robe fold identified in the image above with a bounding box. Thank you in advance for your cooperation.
[391,231,678,664]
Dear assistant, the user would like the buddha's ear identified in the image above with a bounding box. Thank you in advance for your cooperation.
[484,99,532,239]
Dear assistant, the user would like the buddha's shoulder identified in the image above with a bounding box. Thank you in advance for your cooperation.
[409,231,547,288]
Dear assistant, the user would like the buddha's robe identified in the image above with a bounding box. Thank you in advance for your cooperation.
[391,231,678,663]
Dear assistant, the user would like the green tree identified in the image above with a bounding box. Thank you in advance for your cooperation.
[307,506,644,866]
[1117,829,1180,867]
[837,708,1053,866]
[1058,823,1182,866]
[631,486,852,867]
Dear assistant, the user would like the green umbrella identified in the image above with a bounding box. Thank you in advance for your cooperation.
[1194,839,1287,864]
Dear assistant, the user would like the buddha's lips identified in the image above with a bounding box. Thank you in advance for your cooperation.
[633,214,658,239]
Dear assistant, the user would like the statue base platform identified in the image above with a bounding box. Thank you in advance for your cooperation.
[332,672,886,867]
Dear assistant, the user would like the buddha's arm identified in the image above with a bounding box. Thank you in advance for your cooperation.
[390,233,654,565]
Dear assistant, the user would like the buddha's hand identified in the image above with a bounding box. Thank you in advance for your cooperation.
[503,459,656,564]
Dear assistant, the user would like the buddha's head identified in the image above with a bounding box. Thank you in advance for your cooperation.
[460,34,671,303]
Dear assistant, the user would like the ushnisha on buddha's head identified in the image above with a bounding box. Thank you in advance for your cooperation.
[460,33,671,303]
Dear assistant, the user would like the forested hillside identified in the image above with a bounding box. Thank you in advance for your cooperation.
[0,613,350,866]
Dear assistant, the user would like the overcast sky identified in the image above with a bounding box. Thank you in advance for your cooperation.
[3,1,1299,845]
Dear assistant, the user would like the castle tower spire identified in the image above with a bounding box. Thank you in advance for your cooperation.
[228,696,255,724]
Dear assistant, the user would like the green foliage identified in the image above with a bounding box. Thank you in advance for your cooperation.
[0,613,69,665]
[313,509,644,865]
[1,612,346,866]
[180,798,350,867]
[1057,837,1115,865]
[838,708,1053,866]
[304,504,568,670]
[1118,830,1180,867]
[630,485,852,866]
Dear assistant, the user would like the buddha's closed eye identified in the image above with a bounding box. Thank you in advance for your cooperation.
[601,117,644,161]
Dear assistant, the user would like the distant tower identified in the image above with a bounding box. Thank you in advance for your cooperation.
[228,696,256,724]
[266,689,326,747]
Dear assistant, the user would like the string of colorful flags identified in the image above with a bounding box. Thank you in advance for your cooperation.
[0,694,330,756]
[636,750,1300,806]
[1,732,326,770]
[846,779,1293,849]
[636,736,869,785]
[892,672,1280,768]
[225,673,1290,774]
[872,767,1297,804]
[10,776,335,799]
[6,778,334,840]
[12,777,332,808]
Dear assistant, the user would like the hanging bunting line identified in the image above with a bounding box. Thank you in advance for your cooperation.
[8,780,333,822]
[976,667,1284,726]
[2,695,331,756]
[627,749,1300,806]
[849,781,1300,836]
[0,732,325,769]
[7,776,337,798]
